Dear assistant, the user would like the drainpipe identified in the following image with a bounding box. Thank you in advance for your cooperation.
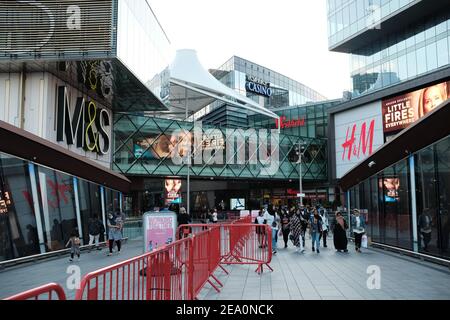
[18,68,26,129]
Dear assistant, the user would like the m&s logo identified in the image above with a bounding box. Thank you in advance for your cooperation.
[56,86,110,155]
[341,120,375,161]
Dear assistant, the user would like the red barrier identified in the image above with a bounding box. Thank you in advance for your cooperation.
[4,283,66,300]
[9,222,272,300]
[75,237,193,300]
[219,224,273,274]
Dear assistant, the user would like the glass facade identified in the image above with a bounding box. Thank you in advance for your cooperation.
[347,134,450,260]
[249,101,340,139]
[217,56,326,108]
[116,0,172,102]
[0,152,122,262]
[350,10,450,96]
[113,114,328,181]
[327,0,417,49]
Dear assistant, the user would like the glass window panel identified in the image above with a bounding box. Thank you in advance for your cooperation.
[0,154,39,261]
[436,38,449,68]
[426,42,438,71]
[37,166,77,251]
[416,46,427,75]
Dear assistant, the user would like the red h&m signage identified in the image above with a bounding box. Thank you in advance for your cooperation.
[341,120,375,161]
[275,116,306,129]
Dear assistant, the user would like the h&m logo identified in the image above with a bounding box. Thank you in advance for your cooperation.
[341,119,375,161]
[56,86,110,154]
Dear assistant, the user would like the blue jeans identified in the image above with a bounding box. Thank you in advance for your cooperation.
[311,232,320,250]
[272,228,278,252]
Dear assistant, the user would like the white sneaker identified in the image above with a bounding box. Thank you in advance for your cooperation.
[107,252,112,256]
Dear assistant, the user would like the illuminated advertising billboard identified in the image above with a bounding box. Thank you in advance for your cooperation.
[382,81,449,133]
[165,179,182,205]
[379,177,400,203]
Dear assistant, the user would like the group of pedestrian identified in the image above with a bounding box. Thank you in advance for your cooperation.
[66,209,126,263]
[254,205,367,255]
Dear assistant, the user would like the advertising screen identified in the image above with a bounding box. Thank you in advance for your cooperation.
[230,198,245,210]
[382,81,449,133]
[379,177,400,203]
[165,179,181,205]
[134,131,192,160]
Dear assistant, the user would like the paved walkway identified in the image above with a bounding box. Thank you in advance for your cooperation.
[1,237,450,300]
[198,237,450,300]
[0,239,144,300]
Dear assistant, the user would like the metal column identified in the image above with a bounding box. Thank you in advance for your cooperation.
[28,164,46,254]
[409,155,419,252]
[73,177,83,244]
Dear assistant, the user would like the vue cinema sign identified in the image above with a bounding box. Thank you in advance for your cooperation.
[56,86,110,155]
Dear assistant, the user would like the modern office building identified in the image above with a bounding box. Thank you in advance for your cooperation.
[197,56,327,128]
[327,0,450,260]
[0,0,170,262]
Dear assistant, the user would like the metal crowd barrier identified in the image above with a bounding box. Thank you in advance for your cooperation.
[4,283,66,300]
[74,237,193,300]
[6,220,272,300]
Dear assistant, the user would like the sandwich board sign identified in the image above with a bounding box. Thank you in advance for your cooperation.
[142,211,177,253]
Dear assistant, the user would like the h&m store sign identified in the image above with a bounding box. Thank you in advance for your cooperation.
[56,86,111,154]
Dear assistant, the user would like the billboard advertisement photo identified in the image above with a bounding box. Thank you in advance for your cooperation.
[382,81,449,134]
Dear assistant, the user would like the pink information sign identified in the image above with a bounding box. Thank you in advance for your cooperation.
[143,211,177,253]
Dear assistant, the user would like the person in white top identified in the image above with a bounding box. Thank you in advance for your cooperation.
[255,210,268,248]
[211,208,218,223]
[351,209,366,253]
[265,209,280,254]
[319,209,329,248]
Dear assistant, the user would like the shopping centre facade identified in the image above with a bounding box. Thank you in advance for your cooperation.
[327,0,450,260]
[0,0,170,261]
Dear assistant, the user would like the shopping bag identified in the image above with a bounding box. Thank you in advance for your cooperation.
[361,234,368,248]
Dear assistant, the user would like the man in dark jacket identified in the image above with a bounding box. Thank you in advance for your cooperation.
[177,207,191,238]
[88,215,104,251]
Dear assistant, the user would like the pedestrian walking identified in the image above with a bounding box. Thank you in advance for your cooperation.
[289,210,304,253]
[299,206,309,248]
[88,215,104,252]
[319,209,329,248]
[333,211,348,253]
[255,210,267,248]
[178,207,191,238]
[107,211,123,256]
[66,227,81,262]
[280,210,291,248]
[351,209,366,253]
[266,209,280,254]
[310,209,323,253]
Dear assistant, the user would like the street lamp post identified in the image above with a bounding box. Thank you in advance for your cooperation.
[297,141,305,207]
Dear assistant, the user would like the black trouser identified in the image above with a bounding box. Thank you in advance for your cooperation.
[319,230,328,247]
[282,229,290,247]
[421,232,431,249]
[354,233,363,250]
[109,239,121,253]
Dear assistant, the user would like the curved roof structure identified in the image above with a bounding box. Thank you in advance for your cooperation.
[165,49,279,120]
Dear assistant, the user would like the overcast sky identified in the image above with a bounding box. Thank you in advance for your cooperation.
[148,0,350,100]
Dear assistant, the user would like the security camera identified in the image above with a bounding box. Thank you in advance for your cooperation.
[368,161,376,168]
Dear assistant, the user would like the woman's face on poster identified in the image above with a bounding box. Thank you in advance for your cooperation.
[423,85,446,114]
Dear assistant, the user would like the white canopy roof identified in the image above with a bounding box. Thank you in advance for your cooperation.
[165,49,279,120]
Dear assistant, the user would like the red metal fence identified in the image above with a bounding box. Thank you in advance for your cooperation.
[5,221,272,300]
[3,283,66,300]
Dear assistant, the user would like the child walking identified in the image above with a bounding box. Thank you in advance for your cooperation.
[66,228,81,262]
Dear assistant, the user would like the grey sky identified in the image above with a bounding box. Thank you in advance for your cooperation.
[148,0,351,99]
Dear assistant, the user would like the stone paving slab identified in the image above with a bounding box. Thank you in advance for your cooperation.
[199,237,450,300]
[0,239,144,299]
